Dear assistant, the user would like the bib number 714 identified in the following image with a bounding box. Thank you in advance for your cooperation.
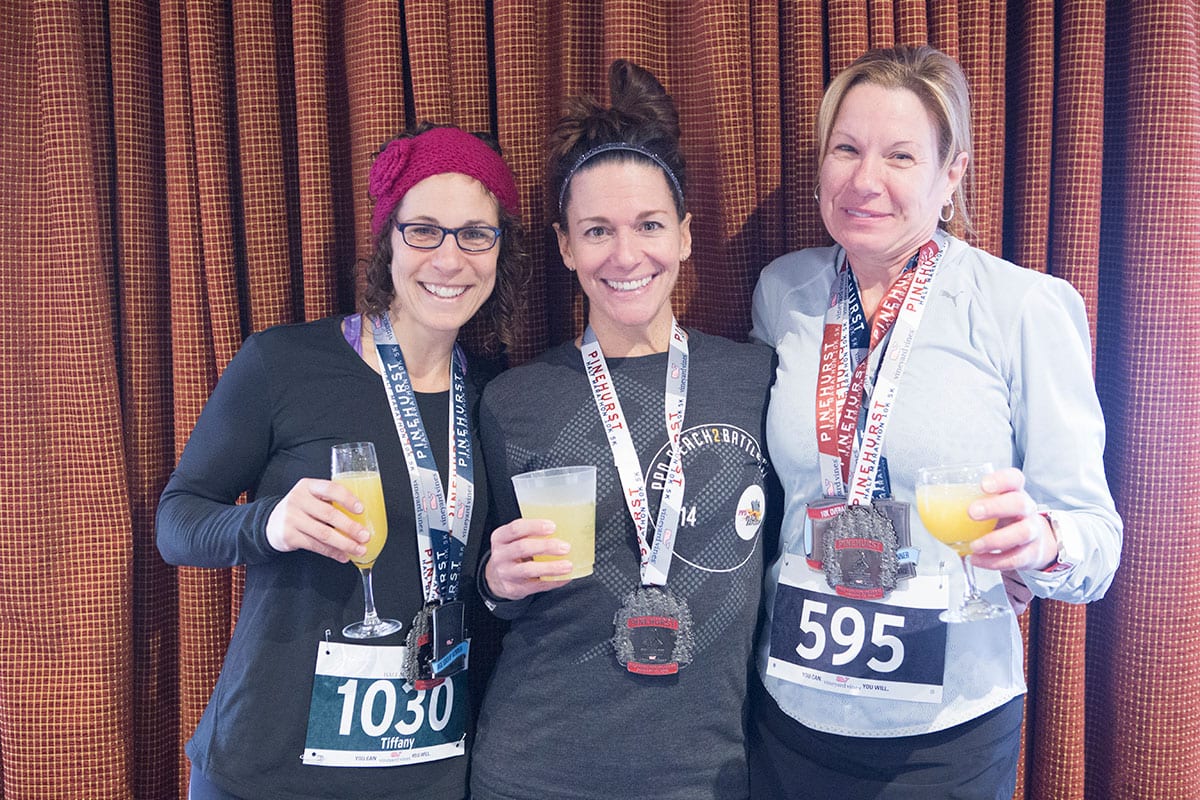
[794,598,905,673]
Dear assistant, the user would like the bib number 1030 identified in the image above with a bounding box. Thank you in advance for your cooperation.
[303,641,466,766]
[336,677,453,737]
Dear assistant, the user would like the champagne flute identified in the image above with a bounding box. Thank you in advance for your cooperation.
[916,463,1011,623]
[332,442,403,639]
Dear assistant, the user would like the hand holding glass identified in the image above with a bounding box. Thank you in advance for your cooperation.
[916,463,1011,623]
[511,466,597,581]
[332,442,403,639]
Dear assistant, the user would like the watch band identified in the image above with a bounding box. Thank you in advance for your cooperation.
[1038,511,1073,574]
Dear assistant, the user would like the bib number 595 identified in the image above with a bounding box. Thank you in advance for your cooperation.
[794,599,905,673]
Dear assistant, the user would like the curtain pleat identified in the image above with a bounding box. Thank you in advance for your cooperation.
[232,0,301,329]
[2,1,1196,797]
[747,0,786,258]
[342,2,406,308]
[1005,0,1055,275]
[1091,1,1200,798]
[779,0,829,253]
[495,0,596,358]
[111,0,179,796]
[296,0,353,319]
[0,1,134,797]
[406,0,492,130]
[1049,2,1106,316]
[954,0,1006,251]
[669,1,767,337]
[160,1,241,794]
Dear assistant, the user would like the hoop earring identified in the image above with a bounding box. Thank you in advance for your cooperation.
[939,201,955,223]
[813,185,820,202]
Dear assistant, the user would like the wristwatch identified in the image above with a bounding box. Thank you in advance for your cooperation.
[1038,511,1073,574]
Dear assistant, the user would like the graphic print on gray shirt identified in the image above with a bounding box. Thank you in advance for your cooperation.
[471,330,777,800]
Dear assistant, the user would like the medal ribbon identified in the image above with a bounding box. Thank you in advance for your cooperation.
[373,314,474,604]
[815,231,947,504]
[581,320,688,586]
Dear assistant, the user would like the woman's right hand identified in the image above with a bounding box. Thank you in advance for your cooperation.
[484,518,573,601]
[266,478,370,563]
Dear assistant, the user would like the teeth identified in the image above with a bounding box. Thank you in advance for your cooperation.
[604,276,653,292]
[422,283,467,298]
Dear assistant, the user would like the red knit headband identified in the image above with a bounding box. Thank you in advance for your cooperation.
[369,127,521,237]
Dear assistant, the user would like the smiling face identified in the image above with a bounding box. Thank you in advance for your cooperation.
[387,172,500,348]
[818,82,967,279]
[555,159,691,356]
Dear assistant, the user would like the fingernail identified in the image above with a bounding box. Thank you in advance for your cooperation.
[554,542,570,555]
[969,502,984,519]
[980,477,996,493]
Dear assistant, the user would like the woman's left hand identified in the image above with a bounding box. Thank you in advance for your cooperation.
[965,467,1060,572]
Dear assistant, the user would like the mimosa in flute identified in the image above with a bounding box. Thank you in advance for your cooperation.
[332,442,403,638]
[916,463,1011,622]
[332,470,388,567]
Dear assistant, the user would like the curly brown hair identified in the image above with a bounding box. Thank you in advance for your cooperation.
[547,60,687,228]
[361,122,529,356]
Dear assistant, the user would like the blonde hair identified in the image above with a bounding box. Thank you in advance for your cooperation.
[815,45,974,235]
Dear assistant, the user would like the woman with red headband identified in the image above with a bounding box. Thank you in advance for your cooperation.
[157,124,527,800]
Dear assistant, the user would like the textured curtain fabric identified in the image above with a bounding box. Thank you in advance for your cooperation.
[0,0,1194,798]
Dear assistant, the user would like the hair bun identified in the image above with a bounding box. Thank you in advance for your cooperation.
[608,59,680,139]
[547,59,687,223]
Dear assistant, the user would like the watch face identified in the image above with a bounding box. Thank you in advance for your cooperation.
[1039,513,1070,573]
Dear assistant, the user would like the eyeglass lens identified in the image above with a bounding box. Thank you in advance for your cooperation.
[397,223,499,252]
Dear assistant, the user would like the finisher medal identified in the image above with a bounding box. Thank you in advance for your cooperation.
[613,587,695,676]
[822,503,899,600]
[582,322,693,677]
[402,603,442,690]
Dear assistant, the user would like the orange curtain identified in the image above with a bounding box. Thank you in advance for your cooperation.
[0,1,1195,798]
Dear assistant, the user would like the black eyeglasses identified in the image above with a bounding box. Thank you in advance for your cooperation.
[393,221,502,253]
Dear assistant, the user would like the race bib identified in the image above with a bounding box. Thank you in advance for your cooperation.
[766,554,950,704]
[302,641,467,767]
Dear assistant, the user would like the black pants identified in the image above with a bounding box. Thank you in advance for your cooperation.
[748,675,1023,800]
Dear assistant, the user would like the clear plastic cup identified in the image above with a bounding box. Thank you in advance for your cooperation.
[511,466,597,580]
